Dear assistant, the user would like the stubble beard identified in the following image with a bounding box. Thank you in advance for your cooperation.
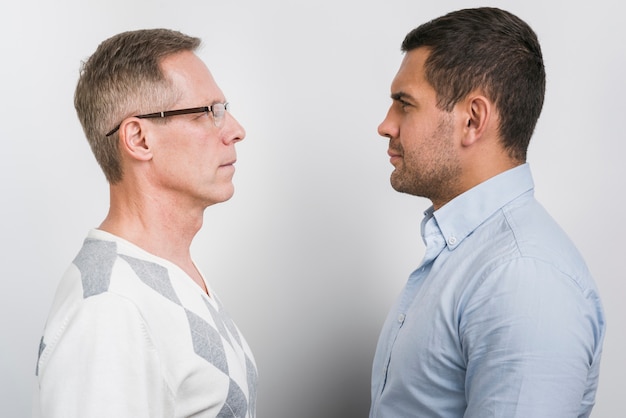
[390,115,461,205]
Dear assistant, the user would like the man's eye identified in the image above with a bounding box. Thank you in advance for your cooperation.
[397,100,411,110]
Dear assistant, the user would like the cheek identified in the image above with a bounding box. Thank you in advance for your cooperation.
[398,123,428,153]
[400,124,443,162]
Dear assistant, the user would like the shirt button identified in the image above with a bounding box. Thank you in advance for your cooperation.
[448,236,457,245]
[398,313,406,323]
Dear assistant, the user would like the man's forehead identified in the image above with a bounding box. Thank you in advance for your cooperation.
[398,49,429,77]
[391,49,431,94]
[161,51,225,103]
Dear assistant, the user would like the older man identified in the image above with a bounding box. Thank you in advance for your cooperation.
[35,29,257,417]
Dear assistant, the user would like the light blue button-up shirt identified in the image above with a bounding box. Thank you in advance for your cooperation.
[370,164,605,418]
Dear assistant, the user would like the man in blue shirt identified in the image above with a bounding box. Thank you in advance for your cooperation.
[370,7,605,418]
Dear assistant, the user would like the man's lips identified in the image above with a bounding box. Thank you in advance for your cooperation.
[388,150,402,164]
[219,159,237,168]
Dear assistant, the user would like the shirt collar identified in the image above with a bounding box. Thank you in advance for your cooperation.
[422,163,535,251]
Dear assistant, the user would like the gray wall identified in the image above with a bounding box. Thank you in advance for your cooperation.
[1,1,623,417]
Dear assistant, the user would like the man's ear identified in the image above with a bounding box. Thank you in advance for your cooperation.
[118,118,152,162]
[462,95,491,147]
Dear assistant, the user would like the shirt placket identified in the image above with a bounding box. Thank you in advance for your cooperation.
[375,217,447,403]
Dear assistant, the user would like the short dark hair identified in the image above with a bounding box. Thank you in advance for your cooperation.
[74,29,201,184]
[402,7,545,162]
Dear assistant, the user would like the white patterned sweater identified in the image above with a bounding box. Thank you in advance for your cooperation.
[35,229,258,418]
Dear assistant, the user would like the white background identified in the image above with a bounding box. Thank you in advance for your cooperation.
[1,1,623,417]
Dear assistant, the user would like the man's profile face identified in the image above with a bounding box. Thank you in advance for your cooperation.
[144,51,246,209]
[378,48,462,207]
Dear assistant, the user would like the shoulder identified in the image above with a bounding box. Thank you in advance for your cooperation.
[455,195,602,321]
[38,240,172,373]
[499,196,595,293]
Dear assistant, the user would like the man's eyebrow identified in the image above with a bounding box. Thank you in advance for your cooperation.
[391,91,414,102]
[205,98,226,105]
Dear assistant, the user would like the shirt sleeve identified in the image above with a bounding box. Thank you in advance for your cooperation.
[460,257,603,418]
[37,292,174,418]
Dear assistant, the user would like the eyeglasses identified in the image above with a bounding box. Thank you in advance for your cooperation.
[105,102,229,137]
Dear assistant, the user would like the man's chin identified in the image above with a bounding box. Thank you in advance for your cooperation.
[390,175,421,197]
[203,185,235,208]
[390,179,408,195]
[390,172,405,193]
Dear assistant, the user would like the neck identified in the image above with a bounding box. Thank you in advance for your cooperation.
[433,150,521,211]
[100,182,208,293]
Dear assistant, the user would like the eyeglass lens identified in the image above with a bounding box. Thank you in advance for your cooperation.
[212,103,228,127]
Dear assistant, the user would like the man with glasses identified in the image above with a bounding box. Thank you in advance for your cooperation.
[370,7,605,418]
[35,29,257,417]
